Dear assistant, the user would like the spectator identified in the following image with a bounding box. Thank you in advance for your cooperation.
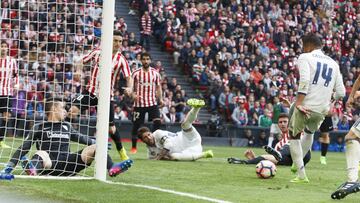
[140,11,152,51]
[255,130,268,147]
[244,129,255,147]
[231,100,248,127]
[258,109,272,128]
[337,115,350,131]
[218,85,235,121]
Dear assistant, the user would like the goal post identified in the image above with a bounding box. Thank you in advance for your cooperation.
[95,0,115,182]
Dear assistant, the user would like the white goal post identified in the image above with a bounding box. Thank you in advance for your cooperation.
[95,0,115,182]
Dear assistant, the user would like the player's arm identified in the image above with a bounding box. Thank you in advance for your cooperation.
[155,72,163,106]
[347,73,360,108]
[333,69,345,100]
[295,56,311,115]
[12,59,19,90]
[82,48,99,64]
[68,123,96,145]
[155,148,171,160]
[121,56,133,97]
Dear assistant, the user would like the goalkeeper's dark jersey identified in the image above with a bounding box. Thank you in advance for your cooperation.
[9,121,94,166]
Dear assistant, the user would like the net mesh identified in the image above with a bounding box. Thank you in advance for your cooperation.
[0,0,108,178]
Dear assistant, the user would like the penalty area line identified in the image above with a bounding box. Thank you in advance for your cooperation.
[105,180,232,203]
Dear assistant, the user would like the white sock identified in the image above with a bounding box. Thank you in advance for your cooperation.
[171,152,203,161]
[301,132,314,158]
[290,139,306,179]
[346,140,360,182]
[182,107,200,130]
[268,136,274,147]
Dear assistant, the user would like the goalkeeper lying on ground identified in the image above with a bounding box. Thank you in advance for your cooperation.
[1,98,132,177]
[138,98,214,161]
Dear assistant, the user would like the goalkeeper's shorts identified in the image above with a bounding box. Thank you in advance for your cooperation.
[42,149,92,176]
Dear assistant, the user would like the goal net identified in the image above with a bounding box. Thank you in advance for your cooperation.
[0,0,114,180]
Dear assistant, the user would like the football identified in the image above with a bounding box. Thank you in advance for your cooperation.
[255,160,277,179]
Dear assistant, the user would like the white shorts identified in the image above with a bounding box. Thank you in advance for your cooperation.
[350,118,360,138]
[181,126,202,153]
[270,123,281,134]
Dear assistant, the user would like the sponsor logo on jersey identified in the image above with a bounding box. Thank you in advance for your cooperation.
[46,131,70,139]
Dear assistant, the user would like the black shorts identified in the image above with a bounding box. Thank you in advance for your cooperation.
[319,116,333,133]
[72,91,115,126]
[43,149,91,176]
[277,145,311,166]
[132,106,161,124]
[0,96,13,114]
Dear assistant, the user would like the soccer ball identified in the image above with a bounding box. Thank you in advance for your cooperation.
[255,160,276,179]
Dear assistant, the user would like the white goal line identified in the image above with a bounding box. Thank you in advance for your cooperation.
[105,180,232,203]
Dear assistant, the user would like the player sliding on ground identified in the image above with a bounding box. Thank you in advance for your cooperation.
[228,113,311,166]
[138,99,213,161]
[289,33,345,183]
[330,77,360,199]
[0,98,133,177]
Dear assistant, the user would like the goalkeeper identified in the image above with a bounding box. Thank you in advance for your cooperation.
[138,99,214,161]
[1,98,132,177]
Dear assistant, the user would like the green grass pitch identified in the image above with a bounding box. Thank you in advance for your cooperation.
[1,140,360,203]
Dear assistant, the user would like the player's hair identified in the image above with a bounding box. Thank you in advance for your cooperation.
[302,33,322,48]
[113,30,123,37]
[278,113,289,120]
[45,97,63,115]
[137,126,151,139]
[141,52,151,60]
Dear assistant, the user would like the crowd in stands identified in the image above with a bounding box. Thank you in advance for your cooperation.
[134,0,360,134]
[1,0,359,146]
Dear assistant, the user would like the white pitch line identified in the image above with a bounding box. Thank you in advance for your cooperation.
[105,181,232,203]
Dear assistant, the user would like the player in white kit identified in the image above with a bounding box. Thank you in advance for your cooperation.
[138,99,214,161]
[289,33,345,183]
[331,77,360,199]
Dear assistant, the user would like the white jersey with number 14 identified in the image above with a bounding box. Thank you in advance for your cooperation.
[296,49,345,114]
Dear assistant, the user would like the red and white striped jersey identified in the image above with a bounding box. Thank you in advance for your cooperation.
[132,67,161,107]
[83,48,131,96]
[274,131,289,152]
[0,56,18,96]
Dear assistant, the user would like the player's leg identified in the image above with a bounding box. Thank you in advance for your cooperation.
[288,107,309,182]
[131,107,146,153]
[22,151,53,176]
[73,144,133,177]
[0,96,12,148]
[108,102,129,160]
[331,126,360,199]
[181,98,205,130]
[318,116,332,164]
[170,150,213,161]
[148,105,161,137]
[300,112,324,159]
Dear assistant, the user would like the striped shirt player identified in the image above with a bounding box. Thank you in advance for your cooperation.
[83,48,131,98]
[130,53,162,153]
[0,41,18,148]
[132,67,161,108]
[70,31,131,161]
